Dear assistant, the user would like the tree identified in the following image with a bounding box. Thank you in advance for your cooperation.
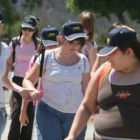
[66,0,140,24]
[0,0,44,40]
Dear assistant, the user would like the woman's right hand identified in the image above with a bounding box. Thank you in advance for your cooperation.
[19,111,29,126]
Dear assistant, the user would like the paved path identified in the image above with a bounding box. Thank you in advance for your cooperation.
[1,104,94,140]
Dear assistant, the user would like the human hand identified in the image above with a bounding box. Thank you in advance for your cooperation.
[19,111,29,126]
[19,88,33,101]
[30,90,41,101]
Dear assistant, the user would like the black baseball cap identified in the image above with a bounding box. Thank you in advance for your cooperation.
[98,26,137,56]
[0,11,3,23]
[41,26,59,46]
[61,21,87,41]
[21,16,37,29]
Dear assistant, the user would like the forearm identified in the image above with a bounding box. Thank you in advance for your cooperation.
[2,75,23,93]
[68,103,96,139]
[21,99,28,113]
[22,78,36,90]
[88,50,97,69]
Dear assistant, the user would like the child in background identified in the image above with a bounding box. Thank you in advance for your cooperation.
[77,11,98,69]
[20,26,59,140]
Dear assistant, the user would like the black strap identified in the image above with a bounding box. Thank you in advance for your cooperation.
[39,49,45,77]
[12,37,18,63]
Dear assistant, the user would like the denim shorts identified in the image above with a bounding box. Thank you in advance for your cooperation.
[0,107,7,139]
[36,101,87,140]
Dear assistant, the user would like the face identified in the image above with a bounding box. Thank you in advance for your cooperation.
[107,48,128,70]
[62,38,81,55]
[21,27,36,39]
[0,22,4,35]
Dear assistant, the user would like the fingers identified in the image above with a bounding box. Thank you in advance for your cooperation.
[31,90,41,101]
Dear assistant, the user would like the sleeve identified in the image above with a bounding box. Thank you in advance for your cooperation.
[83,55,90,73]
[2,42,11,59]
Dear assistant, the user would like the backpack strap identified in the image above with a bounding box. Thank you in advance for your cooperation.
[39,48,45,78]
[98,62,111,88]
[12,37,18,63]
[34,37,40,50]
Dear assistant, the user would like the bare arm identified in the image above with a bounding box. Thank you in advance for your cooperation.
[88,45,97,70]
[91,56,108,76]
[64,67,102,140]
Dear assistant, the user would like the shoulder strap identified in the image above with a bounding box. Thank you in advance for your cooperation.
[98,62,111,88]
[39,49,45,78]
[35,37,40,50]
[12,37,18,63]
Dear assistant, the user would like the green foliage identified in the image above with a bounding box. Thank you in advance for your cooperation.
[66,0,140,24]
[0,0,44,40]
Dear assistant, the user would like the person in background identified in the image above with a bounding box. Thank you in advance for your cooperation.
[7,15,39,140]
[20,26,59,140]
[91,22,123,73]
[0,11,40,139]
[77,11,98,69]
[22,21,90,140]
[64,26,140,140]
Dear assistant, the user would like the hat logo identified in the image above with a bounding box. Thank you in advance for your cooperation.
[48,33,55,37]
[27,19,33,23]
[72,26,80,31]
[106,38,110,43]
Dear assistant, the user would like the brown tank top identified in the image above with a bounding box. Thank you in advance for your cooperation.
[94,63,140,139]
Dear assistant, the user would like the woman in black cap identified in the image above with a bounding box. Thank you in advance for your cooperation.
[0,12,40,139]
[65,25,140,140]
[7,15,40,140]
[22,21,90,140]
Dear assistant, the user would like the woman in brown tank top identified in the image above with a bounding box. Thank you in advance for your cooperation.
[65,26,140,140]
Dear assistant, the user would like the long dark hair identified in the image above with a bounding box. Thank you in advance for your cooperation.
[17,27,38,49]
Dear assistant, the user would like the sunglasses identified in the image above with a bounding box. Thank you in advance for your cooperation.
[21,27,35,32]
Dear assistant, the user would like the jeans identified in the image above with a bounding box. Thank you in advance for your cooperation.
[0,107,7,139]
[36,101,87,140]
[33,106,43,140]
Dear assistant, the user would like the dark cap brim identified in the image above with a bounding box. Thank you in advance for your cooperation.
[97,46,118,57]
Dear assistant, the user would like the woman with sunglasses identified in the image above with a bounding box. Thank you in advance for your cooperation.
[0,12,40,140]
[7,15,39,140]
[65,26,140,140]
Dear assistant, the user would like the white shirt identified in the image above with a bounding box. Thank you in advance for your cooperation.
[0,42,11,104]
[36,49,90,113]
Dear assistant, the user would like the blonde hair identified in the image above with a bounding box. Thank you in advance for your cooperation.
[77,11,94,41]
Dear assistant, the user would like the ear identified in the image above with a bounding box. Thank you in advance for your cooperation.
[126,48,133,56]
[59,36,64,42]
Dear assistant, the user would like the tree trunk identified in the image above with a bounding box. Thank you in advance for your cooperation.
[117,13,125,24]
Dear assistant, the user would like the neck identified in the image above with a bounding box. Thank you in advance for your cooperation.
[59,47,76,58]
[120,61,140,74]
[22,36,33,43]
